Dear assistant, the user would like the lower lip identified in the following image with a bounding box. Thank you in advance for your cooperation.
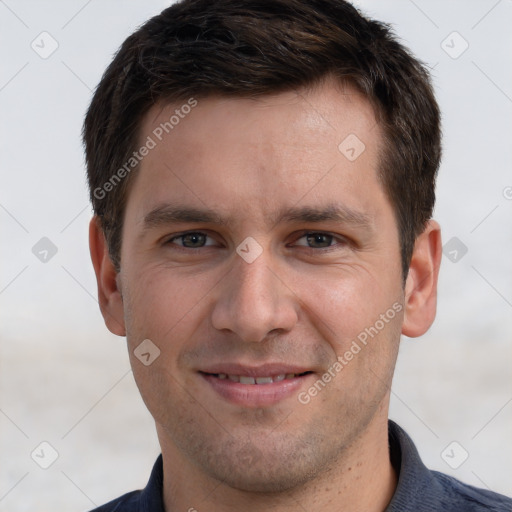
[201,373,312,407]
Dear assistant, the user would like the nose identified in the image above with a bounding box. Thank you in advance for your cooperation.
[210,248,299,343]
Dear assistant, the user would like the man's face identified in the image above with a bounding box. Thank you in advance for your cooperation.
[116,81,405,491]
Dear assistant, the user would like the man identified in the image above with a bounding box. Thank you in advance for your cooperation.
[84,0,512,510]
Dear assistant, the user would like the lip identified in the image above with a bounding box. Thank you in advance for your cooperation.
[199,363,314,408]
[200,363,312,377]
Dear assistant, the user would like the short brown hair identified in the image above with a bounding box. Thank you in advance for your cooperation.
[83,0,441,278]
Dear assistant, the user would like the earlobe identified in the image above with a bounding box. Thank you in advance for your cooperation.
[89,216,126,336]
[402,220,442,338]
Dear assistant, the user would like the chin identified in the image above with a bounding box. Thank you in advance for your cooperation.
[190,434,331,494]
[209,462,316,494]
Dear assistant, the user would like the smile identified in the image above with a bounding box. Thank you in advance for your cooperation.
[199,368,314,407]
[209,372,310,384]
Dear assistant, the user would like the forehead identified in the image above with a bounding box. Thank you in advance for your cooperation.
[128,79,384,223]
[140,79,379,153]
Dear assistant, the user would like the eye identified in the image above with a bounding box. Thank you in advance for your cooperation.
[293,232,345,249]
[167,231,215,249]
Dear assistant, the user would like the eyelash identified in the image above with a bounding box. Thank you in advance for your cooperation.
[165,231,348,251]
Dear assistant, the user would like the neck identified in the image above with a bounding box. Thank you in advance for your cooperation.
[158,414,397,512]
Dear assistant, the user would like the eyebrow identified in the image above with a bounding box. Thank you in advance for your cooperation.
[143,205,225,229]
[142,203,373,231]
[271,204,373,229]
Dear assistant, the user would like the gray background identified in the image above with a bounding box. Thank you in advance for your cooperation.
[1,0,511,510]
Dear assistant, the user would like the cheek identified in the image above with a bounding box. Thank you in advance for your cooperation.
[296,266,396,348]
[122,268,212,423]
[295,265,403,399]
[122,266,212,353]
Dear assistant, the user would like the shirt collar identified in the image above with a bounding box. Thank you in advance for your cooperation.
[385,419,441,511]
[139,453,165,512]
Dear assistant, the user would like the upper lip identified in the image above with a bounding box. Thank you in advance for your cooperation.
[199,363,313,377]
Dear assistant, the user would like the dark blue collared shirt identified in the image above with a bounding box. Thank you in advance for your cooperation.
[90,421,512,511]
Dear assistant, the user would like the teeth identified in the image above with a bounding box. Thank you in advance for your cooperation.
[255,376,273,384]
[216,373,298,384]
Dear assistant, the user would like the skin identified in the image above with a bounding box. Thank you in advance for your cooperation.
[90,78,441,512]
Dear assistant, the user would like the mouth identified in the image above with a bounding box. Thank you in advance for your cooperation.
[199,367,314,407]
[201,371,312,384]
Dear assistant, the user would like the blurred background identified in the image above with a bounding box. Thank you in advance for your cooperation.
[1,0,511,510]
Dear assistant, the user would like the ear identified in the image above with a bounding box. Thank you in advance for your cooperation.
[89,216,126,336]
[402,220,442,338]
